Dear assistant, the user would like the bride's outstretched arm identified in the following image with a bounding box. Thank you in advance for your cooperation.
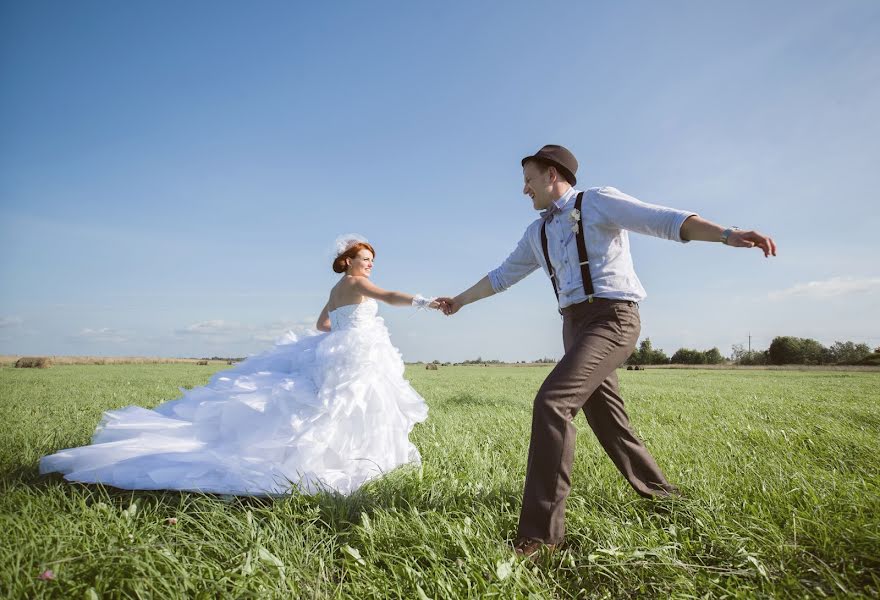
[316,303,332,332]
[352,277,439,309]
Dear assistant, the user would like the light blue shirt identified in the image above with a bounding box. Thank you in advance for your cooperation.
[488,186,697,307]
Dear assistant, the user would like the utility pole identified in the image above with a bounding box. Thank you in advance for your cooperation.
[748,333,751,354]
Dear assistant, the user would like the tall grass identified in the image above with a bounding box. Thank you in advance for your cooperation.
[1,365,878,598]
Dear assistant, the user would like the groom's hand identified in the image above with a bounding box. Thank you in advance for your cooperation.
[726,229,777,257]
[436,296,461,316]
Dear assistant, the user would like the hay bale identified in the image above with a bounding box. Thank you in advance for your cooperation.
[15,356,53,369]
[197,360,209,366]
[425,363,438,370]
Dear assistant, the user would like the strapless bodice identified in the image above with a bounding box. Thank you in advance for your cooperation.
[329,298,379,331]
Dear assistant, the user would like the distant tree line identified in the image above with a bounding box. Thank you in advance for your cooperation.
[425,338,878,367]
[457,357,504,365]
[625,338,724,365]
[624,337,877,366]
[763,338,875,366]
[731,338,877,366]
[454,357,559,365]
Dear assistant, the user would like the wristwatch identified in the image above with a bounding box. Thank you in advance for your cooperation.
[720,227,739,245]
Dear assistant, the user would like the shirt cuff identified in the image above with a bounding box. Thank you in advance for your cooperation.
[487,268,508,293]
[674,212,699,243]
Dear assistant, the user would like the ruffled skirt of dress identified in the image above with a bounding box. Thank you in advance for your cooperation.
[39,322,428,496]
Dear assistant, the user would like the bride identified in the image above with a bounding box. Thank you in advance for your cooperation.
[40,236,440,496]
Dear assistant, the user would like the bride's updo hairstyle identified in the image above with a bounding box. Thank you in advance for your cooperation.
[333,242,376,273]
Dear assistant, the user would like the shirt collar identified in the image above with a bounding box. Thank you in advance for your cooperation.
[551,187,578,211]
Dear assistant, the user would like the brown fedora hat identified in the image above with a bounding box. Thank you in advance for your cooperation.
[521,144,578,185]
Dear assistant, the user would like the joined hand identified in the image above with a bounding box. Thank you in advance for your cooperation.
[436,297,461,316]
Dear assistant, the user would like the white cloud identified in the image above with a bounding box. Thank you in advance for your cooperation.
[175,317,317,345]
[0,316,23,328]
[176,320,242,336]
[71,327,129,343]
[768,276,880,300]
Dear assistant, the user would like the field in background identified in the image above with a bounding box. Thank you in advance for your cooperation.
[6,354,879,371]
[0,355,233,367]
[1,364,878,598]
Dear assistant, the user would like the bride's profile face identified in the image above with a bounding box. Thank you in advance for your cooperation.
[347,249,374,277]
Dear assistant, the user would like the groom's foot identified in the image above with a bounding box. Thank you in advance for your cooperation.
[657,484,684,499]
[641,483,684,499]
[512,537,557,560]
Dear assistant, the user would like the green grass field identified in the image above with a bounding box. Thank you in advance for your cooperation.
[1,364,878,598]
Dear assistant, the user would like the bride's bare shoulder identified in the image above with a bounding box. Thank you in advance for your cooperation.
[341,275,371,289]
[327,278,347,307]
[328,276,365,309]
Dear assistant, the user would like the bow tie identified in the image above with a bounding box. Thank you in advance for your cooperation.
[541,204,561,223]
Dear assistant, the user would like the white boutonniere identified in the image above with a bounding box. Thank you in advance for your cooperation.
[569,208,581,234]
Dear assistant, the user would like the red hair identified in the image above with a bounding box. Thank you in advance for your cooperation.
[332,242,376,273]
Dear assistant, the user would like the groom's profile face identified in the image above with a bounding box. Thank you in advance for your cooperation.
[522,162,554,211]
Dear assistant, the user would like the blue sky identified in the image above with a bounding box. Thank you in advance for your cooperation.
[1,1,878,361]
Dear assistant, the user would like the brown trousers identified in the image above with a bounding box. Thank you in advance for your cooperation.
[517,298,676,544]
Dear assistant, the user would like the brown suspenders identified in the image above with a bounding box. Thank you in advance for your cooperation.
[540,191,595,303]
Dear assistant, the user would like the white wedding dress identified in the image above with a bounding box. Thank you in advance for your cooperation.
[40,299,428,496]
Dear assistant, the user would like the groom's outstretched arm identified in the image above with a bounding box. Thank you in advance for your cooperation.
[441,229,540,315]
[438,276,496,315]
[680,215,777,257]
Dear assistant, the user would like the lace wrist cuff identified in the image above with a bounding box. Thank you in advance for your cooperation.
[412,294,435,310]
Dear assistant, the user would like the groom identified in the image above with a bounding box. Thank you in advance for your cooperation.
[439,144,776,556]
